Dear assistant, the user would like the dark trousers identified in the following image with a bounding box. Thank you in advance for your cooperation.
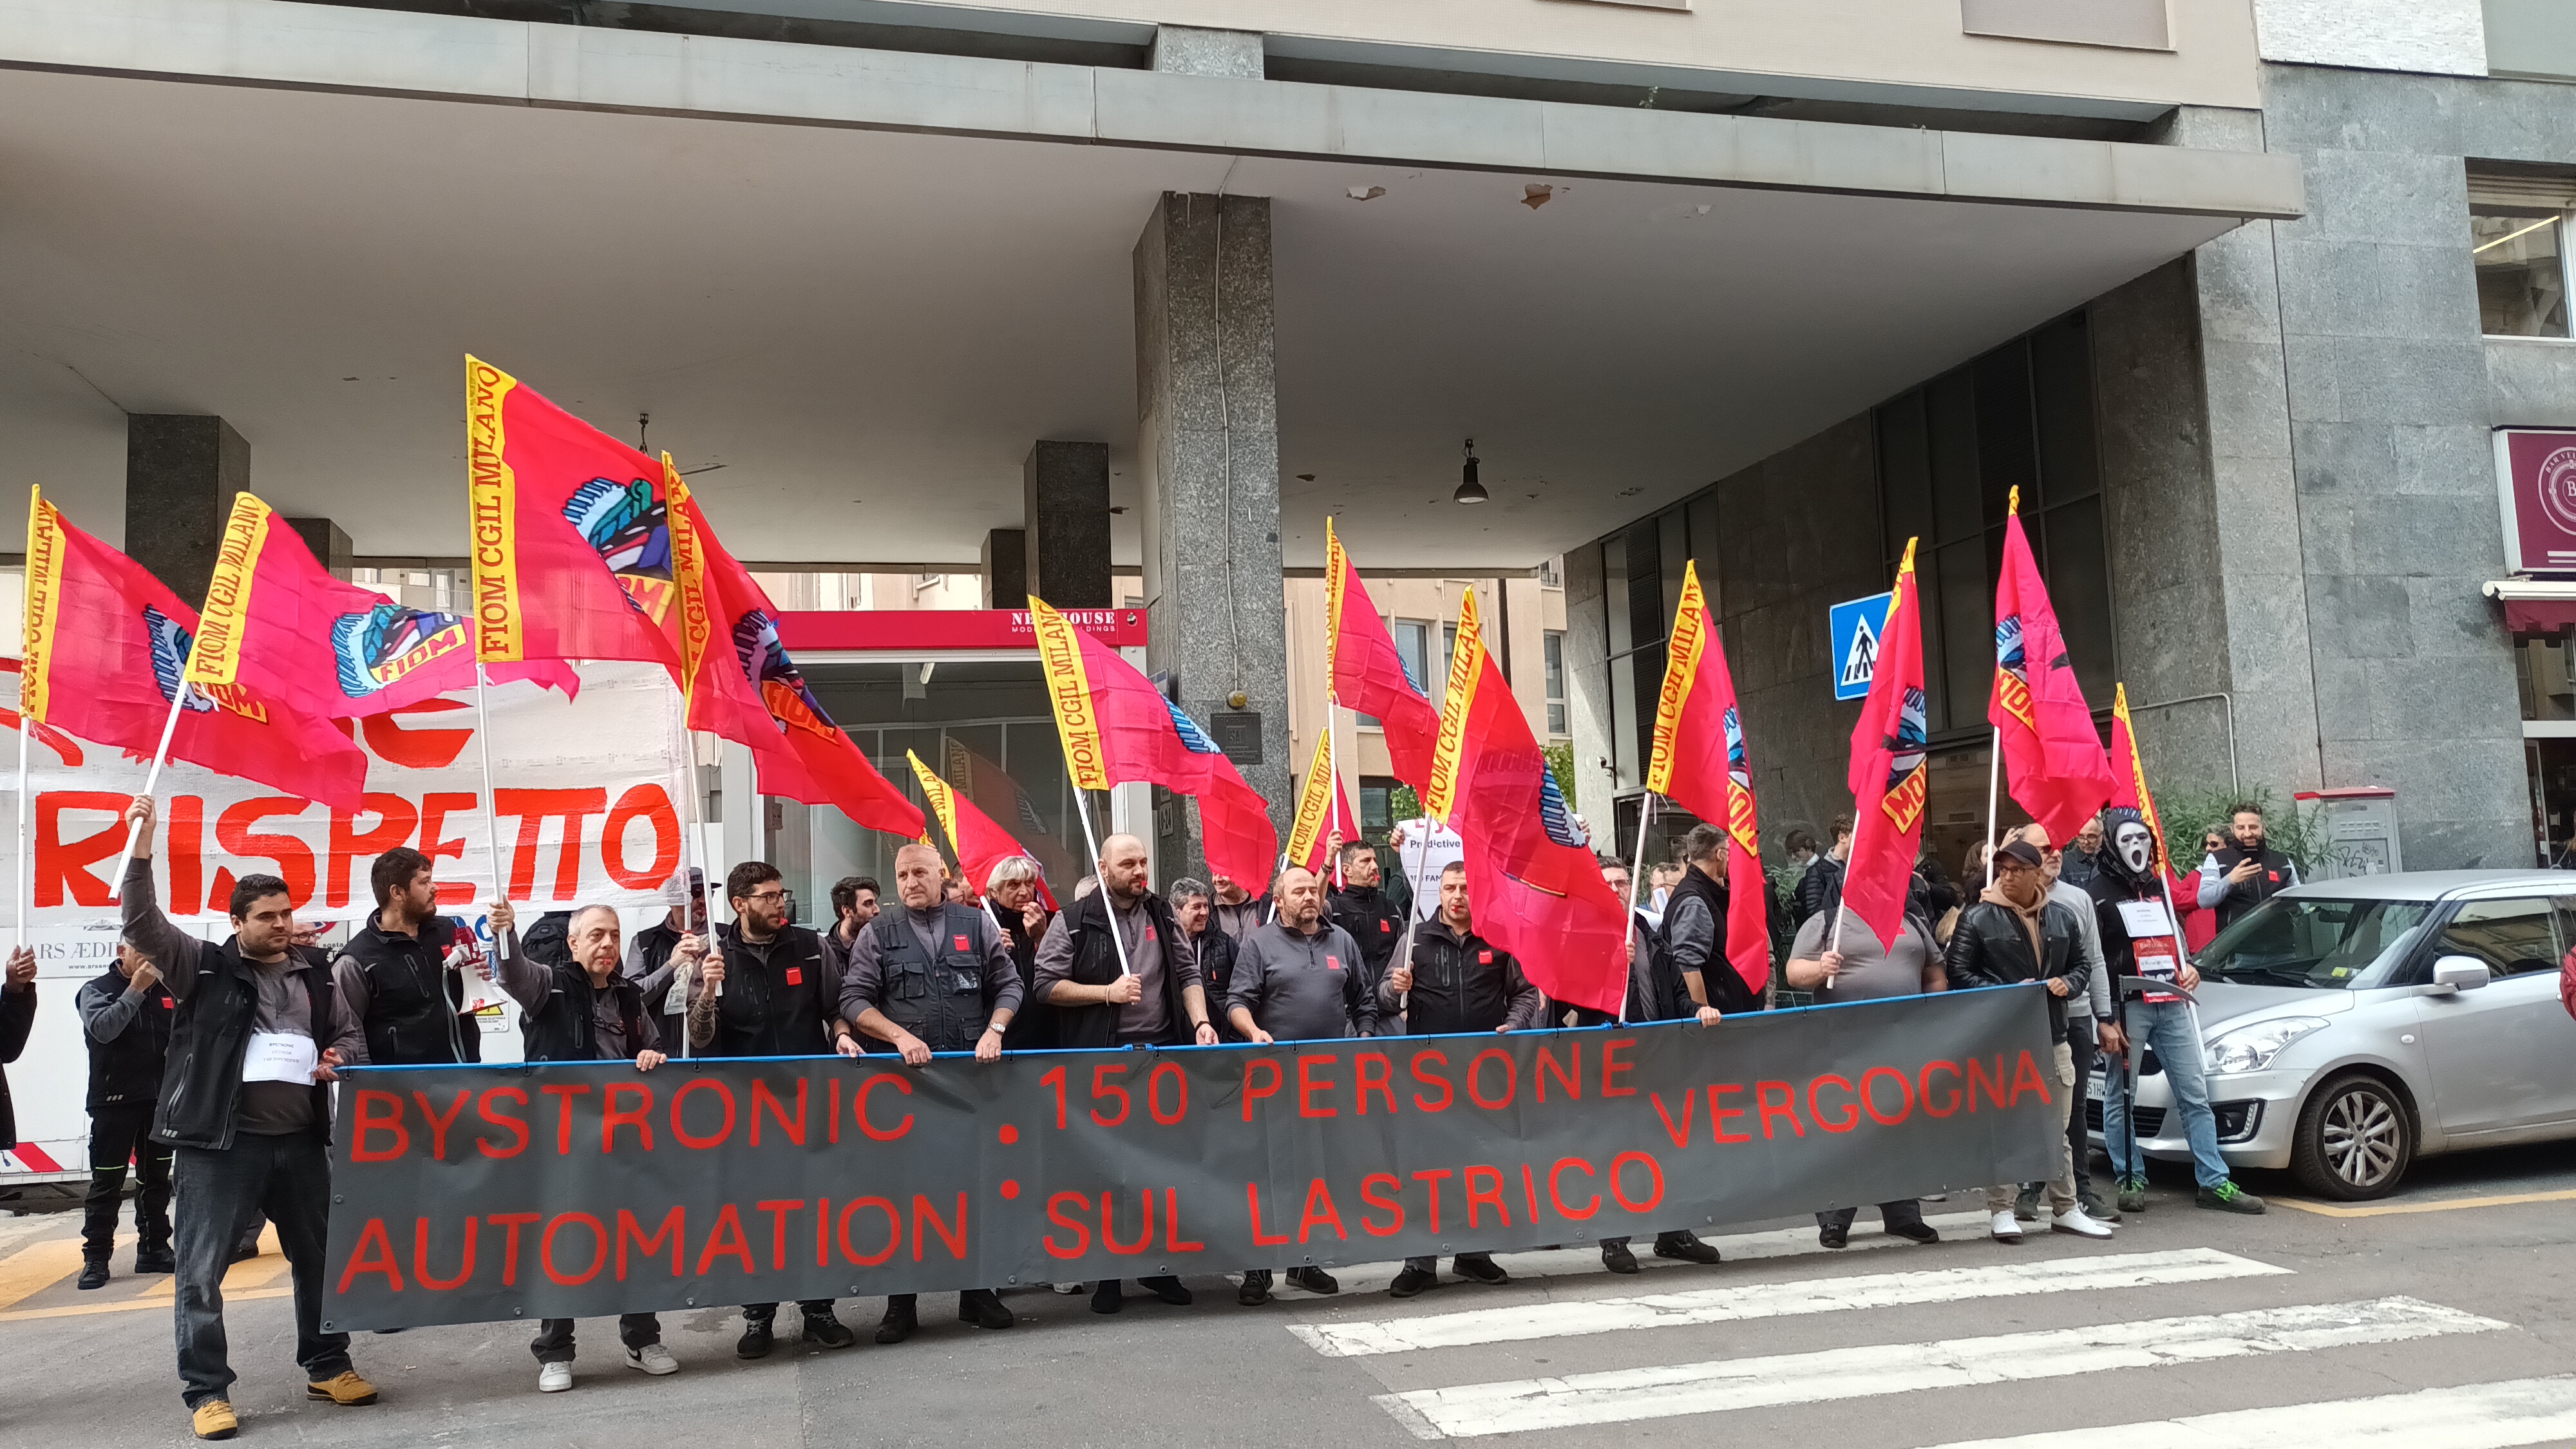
[83,1104,173,1261]
[1815,1198,1927,1235]
[1403,1253,1497,1274]
[2023,1016,2098,1198]
[743,1300,837,1324]
[173,1133,350,1408]
[532,1314,661,1363]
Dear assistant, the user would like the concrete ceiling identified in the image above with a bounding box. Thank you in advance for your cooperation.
[0,65,2240,571]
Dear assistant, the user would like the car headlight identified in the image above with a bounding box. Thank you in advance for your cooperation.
[2203,1016,2330,1075]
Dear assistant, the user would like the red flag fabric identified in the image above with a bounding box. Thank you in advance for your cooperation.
[668,483,924,840]
[1285,728,1358,880]
[1645,560,1770,995]
[1989,490,2114,842]
[668,466,790,756]
[21,488,366,809]
[466,357,682,669]
[187,491,574,719]
[1425,587,1629,1015]
[908,750,1059,911]
[1842,540,1929,951]
[1325,518,1439,790]
[943,737,1080,893]
[1029,596,1279,889]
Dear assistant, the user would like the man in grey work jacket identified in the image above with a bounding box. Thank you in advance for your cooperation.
[837,842,1022,1343]
[1227,864,1374,1306]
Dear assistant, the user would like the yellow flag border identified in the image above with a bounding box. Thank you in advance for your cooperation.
[1422,587,1485,826]
[665,460,713,708]
[182,491,272,689]
[1323,516,1347,698]
[1644,559,1710,797]
[21,487,62,726]
[1285,727,1336,867]
[1028,595,1110,791]
[465,355,524,663]
[907,750,963,854]
[2112,683,2171,873]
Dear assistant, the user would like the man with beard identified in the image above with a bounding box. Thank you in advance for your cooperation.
[837,842,1022,1340]
[2198,804,2299,932]
[2088,810,2266,1217]
[1327,838,1405,1010]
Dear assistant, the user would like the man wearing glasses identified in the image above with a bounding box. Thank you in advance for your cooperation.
[688,861,860,1360]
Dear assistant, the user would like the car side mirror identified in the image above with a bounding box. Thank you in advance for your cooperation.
[2429,955,2491,992]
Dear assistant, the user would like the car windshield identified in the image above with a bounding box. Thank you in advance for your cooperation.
[2195,896,2434,989]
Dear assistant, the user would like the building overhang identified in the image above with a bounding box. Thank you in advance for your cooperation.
[0,0,2304,570]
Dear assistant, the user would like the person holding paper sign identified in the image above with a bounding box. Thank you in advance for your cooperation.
[117,794,379,1443]
[330,847,488,1068]
[2085,808,2266,1218]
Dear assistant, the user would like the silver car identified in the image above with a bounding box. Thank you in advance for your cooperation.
[2090,869,2576,1199]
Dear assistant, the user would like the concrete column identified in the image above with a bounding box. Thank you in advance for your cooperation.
[1024,442,1111,609]
[980,527,1027,610]
[1135,191,1291,878]
[124,414,247,602]
[285,517,352,578]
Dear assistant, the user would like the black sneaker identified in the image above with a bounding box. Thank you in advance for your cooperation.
[875,1304,917,1344]
[1817,1224,1849,1250]
[1090,1281,1123,1314]
[1238,1269,1273,1307]
[2196,1182,2267,1215]
[1452,1255,1509,1285]
[1654,1231,1721,1265]
[2080,1189,2121,1222]
[1285,1266,1340,1295]
[1601,1242,1640,1274]
[957,1290,1012,1330]
[76,1260,109,1291]
[1886,1220,1941,1244]
[735,1321,775,1360]
[133,1251,176,1276]
[1139,1275,1193,1306]
[2014,1184,2042,1222]
[1388,1266,1436,1298]
[803,1313,857,1349]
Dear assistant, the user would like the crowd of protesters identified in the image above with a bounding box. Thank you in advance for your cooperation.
[0,791,2321,1437]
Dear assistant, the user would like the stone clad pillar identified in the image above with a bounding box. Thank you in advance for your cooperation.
[1134,191,1291,878]
[1024,442,1111,609]
[124,414,248,601]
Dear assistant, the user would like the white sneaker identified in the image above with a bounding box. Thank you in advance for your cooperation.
[1989,1210,2025,1242]
[625,1343,679,1376]
[538,1361,574,1393]
[2052,1206,2116,1238]
[1050,1282,1085,1295]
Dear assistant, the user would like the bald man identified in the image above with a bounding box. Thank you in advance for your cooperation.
[1031,833,1217,1313]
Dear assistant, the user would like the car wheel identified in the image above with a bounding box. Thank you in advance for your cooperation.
[2290,1073,2414,1200]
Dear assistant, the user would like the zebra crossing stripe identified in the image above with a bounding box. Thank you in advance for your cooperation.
[1911,1375,2576,1449]
[1294,1247,2287,1358]
[1371,1296,2508,1439]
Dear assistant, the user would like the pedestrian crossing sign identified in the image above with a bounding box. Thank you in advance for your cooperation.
[1830,591,1892,701]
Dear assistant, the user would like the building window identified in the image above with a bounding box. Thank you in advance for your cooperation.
[1544,630,1569,736]
[1538,556,1563,589]
[1359,779,1397,833]
[2470,170,2573,339]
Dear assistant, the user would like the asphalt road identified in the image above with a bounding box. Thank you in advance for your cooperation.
[1,1142,2570,1448]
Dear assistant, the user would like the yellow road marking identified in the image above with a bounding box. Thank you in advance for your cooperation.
[0,1231,131,1311]
[140,1227,285,1297]
[0,1287,292,1325]
[2272,1187,2576,1218]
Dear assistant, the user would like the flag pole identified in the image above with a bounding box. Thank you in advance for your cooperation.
[14,699,28,951]
[473,665,515,959]
[1982,726,2002,889]
[106,685,189,905]
[1068,785,1132,978]
[674,726,706,1059]
[1620,791,1656,1024]
[1328,701,1347,892]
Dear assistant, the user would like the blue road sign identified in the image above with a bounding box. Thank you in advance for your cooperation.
[1829,591,1893,702]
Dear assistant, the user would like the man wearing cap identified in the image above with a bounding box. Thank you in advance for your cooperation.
[624,867,706,1054]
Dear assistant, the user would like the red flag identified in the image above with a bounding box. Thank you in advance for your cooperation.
[1990,489,2114,842]
[1029,595,1279,889]
[21,487,366,809]
[908,750,1059,910]
[1842,540,1929,951]
[187,491,574,719]
[1325,518,1439,790]
[1645,560,1769,995]
[668,483,924,840]
[466,357,682,669]
[1285,728,1358,879]
[943,736,1079,893]
[1425,587,1629,1015]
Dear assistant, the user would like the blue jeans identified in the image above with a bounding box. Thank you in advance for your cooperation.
[2103,1000,2232,1189]
[172,1133,351,1407]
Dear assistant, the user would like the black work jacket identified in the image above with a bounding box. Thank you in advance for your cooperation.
[1944,895,2090,1035]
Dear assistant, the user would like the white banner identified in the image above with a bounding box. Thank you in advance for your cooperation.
[3,661,689,925]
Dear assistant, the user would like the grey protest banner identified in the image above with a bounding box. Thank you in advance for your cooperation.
[323,985,2060,1331]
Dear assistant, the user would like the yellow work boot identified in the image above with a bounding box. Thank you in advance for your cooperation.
[191,1399,240,1440]
[305,1369,380,1406]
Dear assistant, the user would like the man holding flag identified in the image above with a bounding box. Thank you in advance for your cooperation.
[1645,560,1772,1018]
[1986,488,2114,863]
